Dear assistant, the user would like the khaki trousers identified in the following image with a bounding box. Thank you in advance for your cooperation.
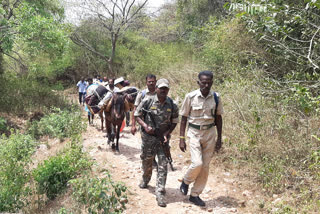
[183,126,216,197]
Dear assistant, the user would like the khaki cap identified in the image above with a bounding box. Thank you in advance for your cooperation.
[156,78,170,88]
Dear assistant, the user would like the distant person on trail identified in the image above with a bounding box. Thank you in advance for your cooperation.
[94,75,103,84]
[76,77,88,105]
[85,78,95,124]
[97,78,120,110]
[179,70,223,207]
[131,74,157,135]
[134,78,179,207]
[106,78,119,93]
[102,76,108,87]
[115,77,131,126]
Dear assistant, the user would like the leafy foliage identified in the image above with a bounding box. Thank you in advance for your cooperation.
[33,138,92,200]
[0,117,7,133]
[27,107,85,140]
[70,172,127,214]
[227,0,320,74]
[0,0,65,54]
[0,73,68,114]
[0,132,37,212]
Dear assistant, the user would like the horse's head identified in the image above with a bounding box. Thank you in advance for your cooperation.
[111,93,126,120]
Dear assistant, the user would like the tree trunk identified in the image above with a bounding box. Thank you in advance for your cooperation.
[108,33,118,74]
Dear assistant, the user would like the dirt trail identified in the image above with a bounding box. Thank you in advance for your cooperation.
[82,113,254,214]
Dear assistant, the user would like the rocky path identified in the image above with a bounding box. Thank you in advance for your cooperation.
[82,116,253,214]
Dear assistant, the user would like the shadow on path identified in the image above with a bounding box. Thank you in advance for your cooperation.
[98,140,141,162]
[143,185,240,209]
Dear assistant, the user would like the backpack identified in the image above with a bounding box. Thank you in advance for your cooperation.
[211,92,219,126]
[141,89,146,100]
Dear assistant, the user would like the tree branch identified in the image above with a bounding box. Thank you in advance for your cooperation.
[3,51,27,69]
[70,32,109,61]
[307,28,319,69]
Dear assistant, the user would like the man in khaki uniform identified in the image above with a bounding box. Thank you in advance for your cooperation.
[179,70,223,207]
[134,78,179,207]
[131,74,157,135]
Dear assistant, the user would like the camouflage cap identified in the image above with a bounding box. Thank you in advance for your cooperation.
[156,78,170,88]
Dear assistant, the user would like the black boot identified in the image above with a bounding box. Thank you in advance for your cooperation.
[180,180,189,195]
[156,194,166,207]
[189,196,205,207]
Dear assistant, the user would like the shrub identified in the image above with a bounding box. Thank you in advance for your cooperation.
[0,74,68,114]
[0,117,7,133]
[28,106,86,140]
[33,137,92,200]
[0,132,37,212]
[70,171,127,214]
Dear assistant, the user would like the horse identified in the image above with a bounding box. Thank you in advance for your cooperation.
[99,87,138,152]
[104,92,126,151]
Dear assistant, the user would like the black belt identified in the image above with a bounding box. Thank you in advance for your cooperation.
[189,123,215,130]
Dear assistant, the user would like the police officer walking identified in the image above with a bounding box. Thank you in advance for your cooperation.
[131,74,157,135]
[179,70,223,207]
[134,78,179,207]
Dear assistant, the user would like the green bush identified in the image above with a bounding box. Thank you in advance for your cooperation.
[0,132,37,212]
[33,138,92,200]
[28,107,86,140]
[0,117,7,133]
[70,171,127,214]
[0,74,68,114]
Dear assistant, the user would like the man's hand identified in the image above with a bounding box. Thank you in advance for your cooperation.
[215,138,222,152]
[131,125,137,135]
[163,131,171,144]
[179,138,186,152]
[144,125,154,135]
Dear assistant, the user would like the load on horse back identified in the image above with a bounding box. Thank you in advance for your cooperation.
[101,87,138,152]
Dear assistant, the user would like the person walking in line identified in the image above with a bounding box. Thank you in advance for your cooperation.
[85,78,96,124]
[179,70,223,207]
[115,77,131,126]
[131,74,157,135]
[76,77,88,105]
[134,79,179,207]
[102,76,109,87]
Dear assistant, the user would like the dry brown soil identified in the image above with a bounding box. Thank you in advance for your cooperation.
[81,111,261,214]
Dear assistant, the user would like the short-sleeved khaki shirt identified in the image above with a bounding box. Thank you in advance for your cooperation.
[134,95,179,133]
[134,88,156,107]
[180,89,223,126]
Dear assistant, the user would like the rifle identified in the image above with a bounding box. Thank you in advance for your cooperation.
[143,108,175,171]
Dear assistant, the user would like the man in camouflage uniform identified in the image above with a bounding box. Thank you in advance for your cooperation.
[134,78,179,207]
[179,70,223,207]
[131,74,157,135]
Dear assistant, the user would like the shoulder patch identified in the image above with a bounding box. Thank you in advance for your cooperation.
[167,108,172,112]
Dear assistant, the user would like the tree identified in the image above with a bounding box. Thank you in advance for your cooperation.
[69,0,148,74]
[227,0,320,73]
[142,2,181,42]
[0,0,67,74]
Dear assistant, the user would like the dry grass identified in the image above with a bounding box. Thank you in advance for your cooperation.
[162,62,320,212]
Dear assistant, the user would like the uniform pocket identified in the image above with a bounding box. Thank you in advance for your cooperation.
[190,105,203,118]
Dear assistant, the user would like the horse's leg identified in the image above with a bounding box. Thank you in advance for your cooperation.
[99,111,104,130]
[104,110,107,133]
[106,120,112,144]
[111,123,116,150]
[115,124,121,152]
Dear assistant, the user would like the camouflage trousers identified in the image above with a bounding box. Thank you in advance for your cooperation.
[140,132,168,196]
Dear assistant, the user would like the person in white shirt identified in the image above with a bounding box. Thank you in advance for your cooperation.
[76,77,88,105]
